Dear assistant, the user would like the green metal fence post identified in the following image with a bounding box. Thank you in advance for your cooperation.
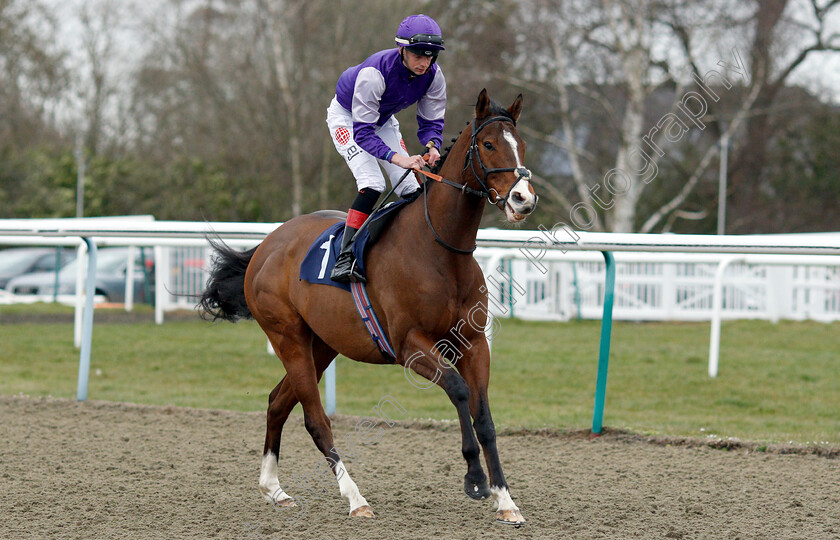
[591,251,616,435]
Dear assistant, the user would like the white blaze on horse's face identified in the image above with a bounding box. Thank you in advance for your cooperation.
[501,129,536,223]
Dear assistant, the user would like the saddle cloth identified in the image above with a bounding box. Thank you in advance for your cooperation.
[299,198,413,361]
[298,198,412,291]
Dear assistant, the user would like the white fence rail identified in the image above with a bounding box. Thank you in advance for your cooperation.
[3,218,840,417]
[5,220,839,326]
[474,250,840,323]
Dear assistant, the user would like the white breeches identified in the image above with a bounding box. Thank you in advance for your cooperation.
[326,97,419,197]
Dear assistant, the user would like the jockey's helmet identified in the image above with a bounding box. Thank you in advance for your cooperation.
[395,14,445,58]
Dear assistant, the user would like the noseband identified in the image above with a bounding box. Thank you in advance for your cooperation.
[421,115,533,254]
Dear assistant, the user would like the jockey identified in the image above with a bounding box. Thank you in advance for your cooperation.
[327,14,446,283]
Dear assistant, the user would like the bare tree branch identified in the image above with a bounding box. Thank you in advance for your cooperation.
[661,208,708,233]
[255,0,303,217]
[639,78,762,233]
[529,172,574,216]
[518,125,597,165]
[551,35,609,229]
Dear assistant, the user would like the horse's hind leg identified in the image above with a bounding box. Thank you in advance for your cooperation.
[259,375,298,506]
[264,327,374,518]
[259,337,337,507]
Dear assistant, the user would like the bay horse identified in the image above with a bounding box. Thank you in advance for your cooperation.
[198,89,537,525]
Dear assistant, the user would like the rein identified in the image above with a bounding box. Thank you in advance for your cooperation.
[413,115,532,254]
[421,175,477,254]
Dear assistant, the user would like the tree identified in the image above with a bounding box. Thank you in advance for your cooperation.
[75,0,121,157]
[506,0,840,233]
[722,0,840,232]
[0,0,68,218]
[0,0,66,151]
[126,0,418,221]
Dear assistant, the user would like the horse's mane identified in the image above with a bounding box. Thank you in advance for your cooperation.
[432,99,513,174]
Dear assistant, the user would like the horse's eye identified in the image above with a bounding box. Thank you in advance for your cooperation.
[483,142,494,151]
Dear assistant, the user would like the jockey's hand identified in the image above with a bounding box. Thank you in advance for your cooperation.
[425,146,441,168]
[391,153,427,170]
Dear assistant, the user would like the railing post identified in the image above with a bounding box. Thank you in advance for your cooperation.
[325,359,336,416]
[709,256,743,377]
[76,238,98,401]
[52,246,63,303]
[125,245,135,311]
[591,251,616,436]
[74,242,87,349]
[154,246,166,324]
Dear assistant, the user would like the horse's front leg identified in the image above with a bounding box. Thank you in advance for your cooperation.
[401,331,490,501]
[457,339,526,525]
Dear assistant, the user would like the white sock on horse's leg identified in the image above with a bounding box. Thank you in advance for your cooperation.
[334,459,370,514]
[490,486,518,511]
[490,486,525,523]
[259,451,294,505]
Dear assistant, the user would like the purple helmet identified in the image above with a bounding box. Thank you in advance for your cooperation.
[395,14,445,56]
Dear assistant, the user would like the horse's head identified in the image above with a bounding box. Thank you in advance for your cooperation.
[466,89,538,223]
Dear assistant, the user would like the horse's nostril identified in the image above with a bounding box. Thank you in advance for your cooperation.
[512,192,525,203]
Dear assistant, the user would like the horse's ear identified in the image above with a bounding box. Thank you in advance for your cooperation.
[508,94,523,123]
[475,89,490,118]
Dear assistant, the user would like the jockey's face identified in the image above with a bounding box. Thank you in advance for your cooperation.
[401,47,433,75]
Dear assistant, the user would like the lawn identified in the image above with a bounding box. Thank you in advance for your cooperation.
[1,304,838,445]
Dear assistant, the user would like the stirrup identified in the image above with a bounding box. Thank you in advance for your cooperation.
[331,252,366,284]
[346,258,367,283]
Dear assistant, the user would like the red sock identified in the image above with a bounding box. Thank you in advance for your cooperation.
[346,209,369,229]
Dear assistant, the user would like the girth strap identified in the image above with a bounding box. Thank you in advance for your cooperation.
[350,282,397,362]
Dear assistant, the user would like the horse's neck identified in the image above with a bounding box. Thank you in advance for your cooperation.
[380,131,484,258]
[425,138,485,250]
[423,177,484,250]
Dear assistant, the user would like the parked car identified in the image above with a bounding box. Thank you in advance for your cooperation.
[5,247,154,303]
[0,247,77,290]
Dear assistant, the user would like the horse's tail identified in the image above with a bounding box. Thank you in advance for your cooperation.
[198,235,257,322]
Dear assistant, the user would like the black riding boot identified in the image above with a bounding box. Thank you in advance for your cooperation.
[331,187,380,283]
[331,225,366,283]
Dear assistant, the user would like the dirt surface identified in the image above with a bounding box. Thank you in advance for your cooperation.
[2,395,839,540]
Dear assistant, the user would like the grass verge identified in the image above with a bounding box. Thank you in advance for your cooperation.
[1,305,838,445]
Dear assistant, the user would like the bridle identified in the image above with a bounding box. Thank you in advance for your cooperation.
[418,115,534,254]
[465,115,533,212]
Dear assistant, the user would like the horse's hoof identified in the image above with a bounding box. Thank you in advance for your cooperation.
[274,497,297,508]
[464,479,491,500]
[349,505,375,518]
[495,509,526,526]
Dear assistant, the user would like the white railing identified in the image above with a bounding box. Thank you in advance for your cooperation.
[474,250,840,323]
[5,221,840,325]
[0,218,267,326]
[3,218,840,417]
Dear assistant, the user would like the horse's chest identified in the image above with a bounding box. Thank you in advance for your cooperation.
[413,284,475,329]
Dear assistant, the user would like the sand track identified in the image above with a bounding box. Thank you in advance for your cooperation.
[2,395,838,539]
